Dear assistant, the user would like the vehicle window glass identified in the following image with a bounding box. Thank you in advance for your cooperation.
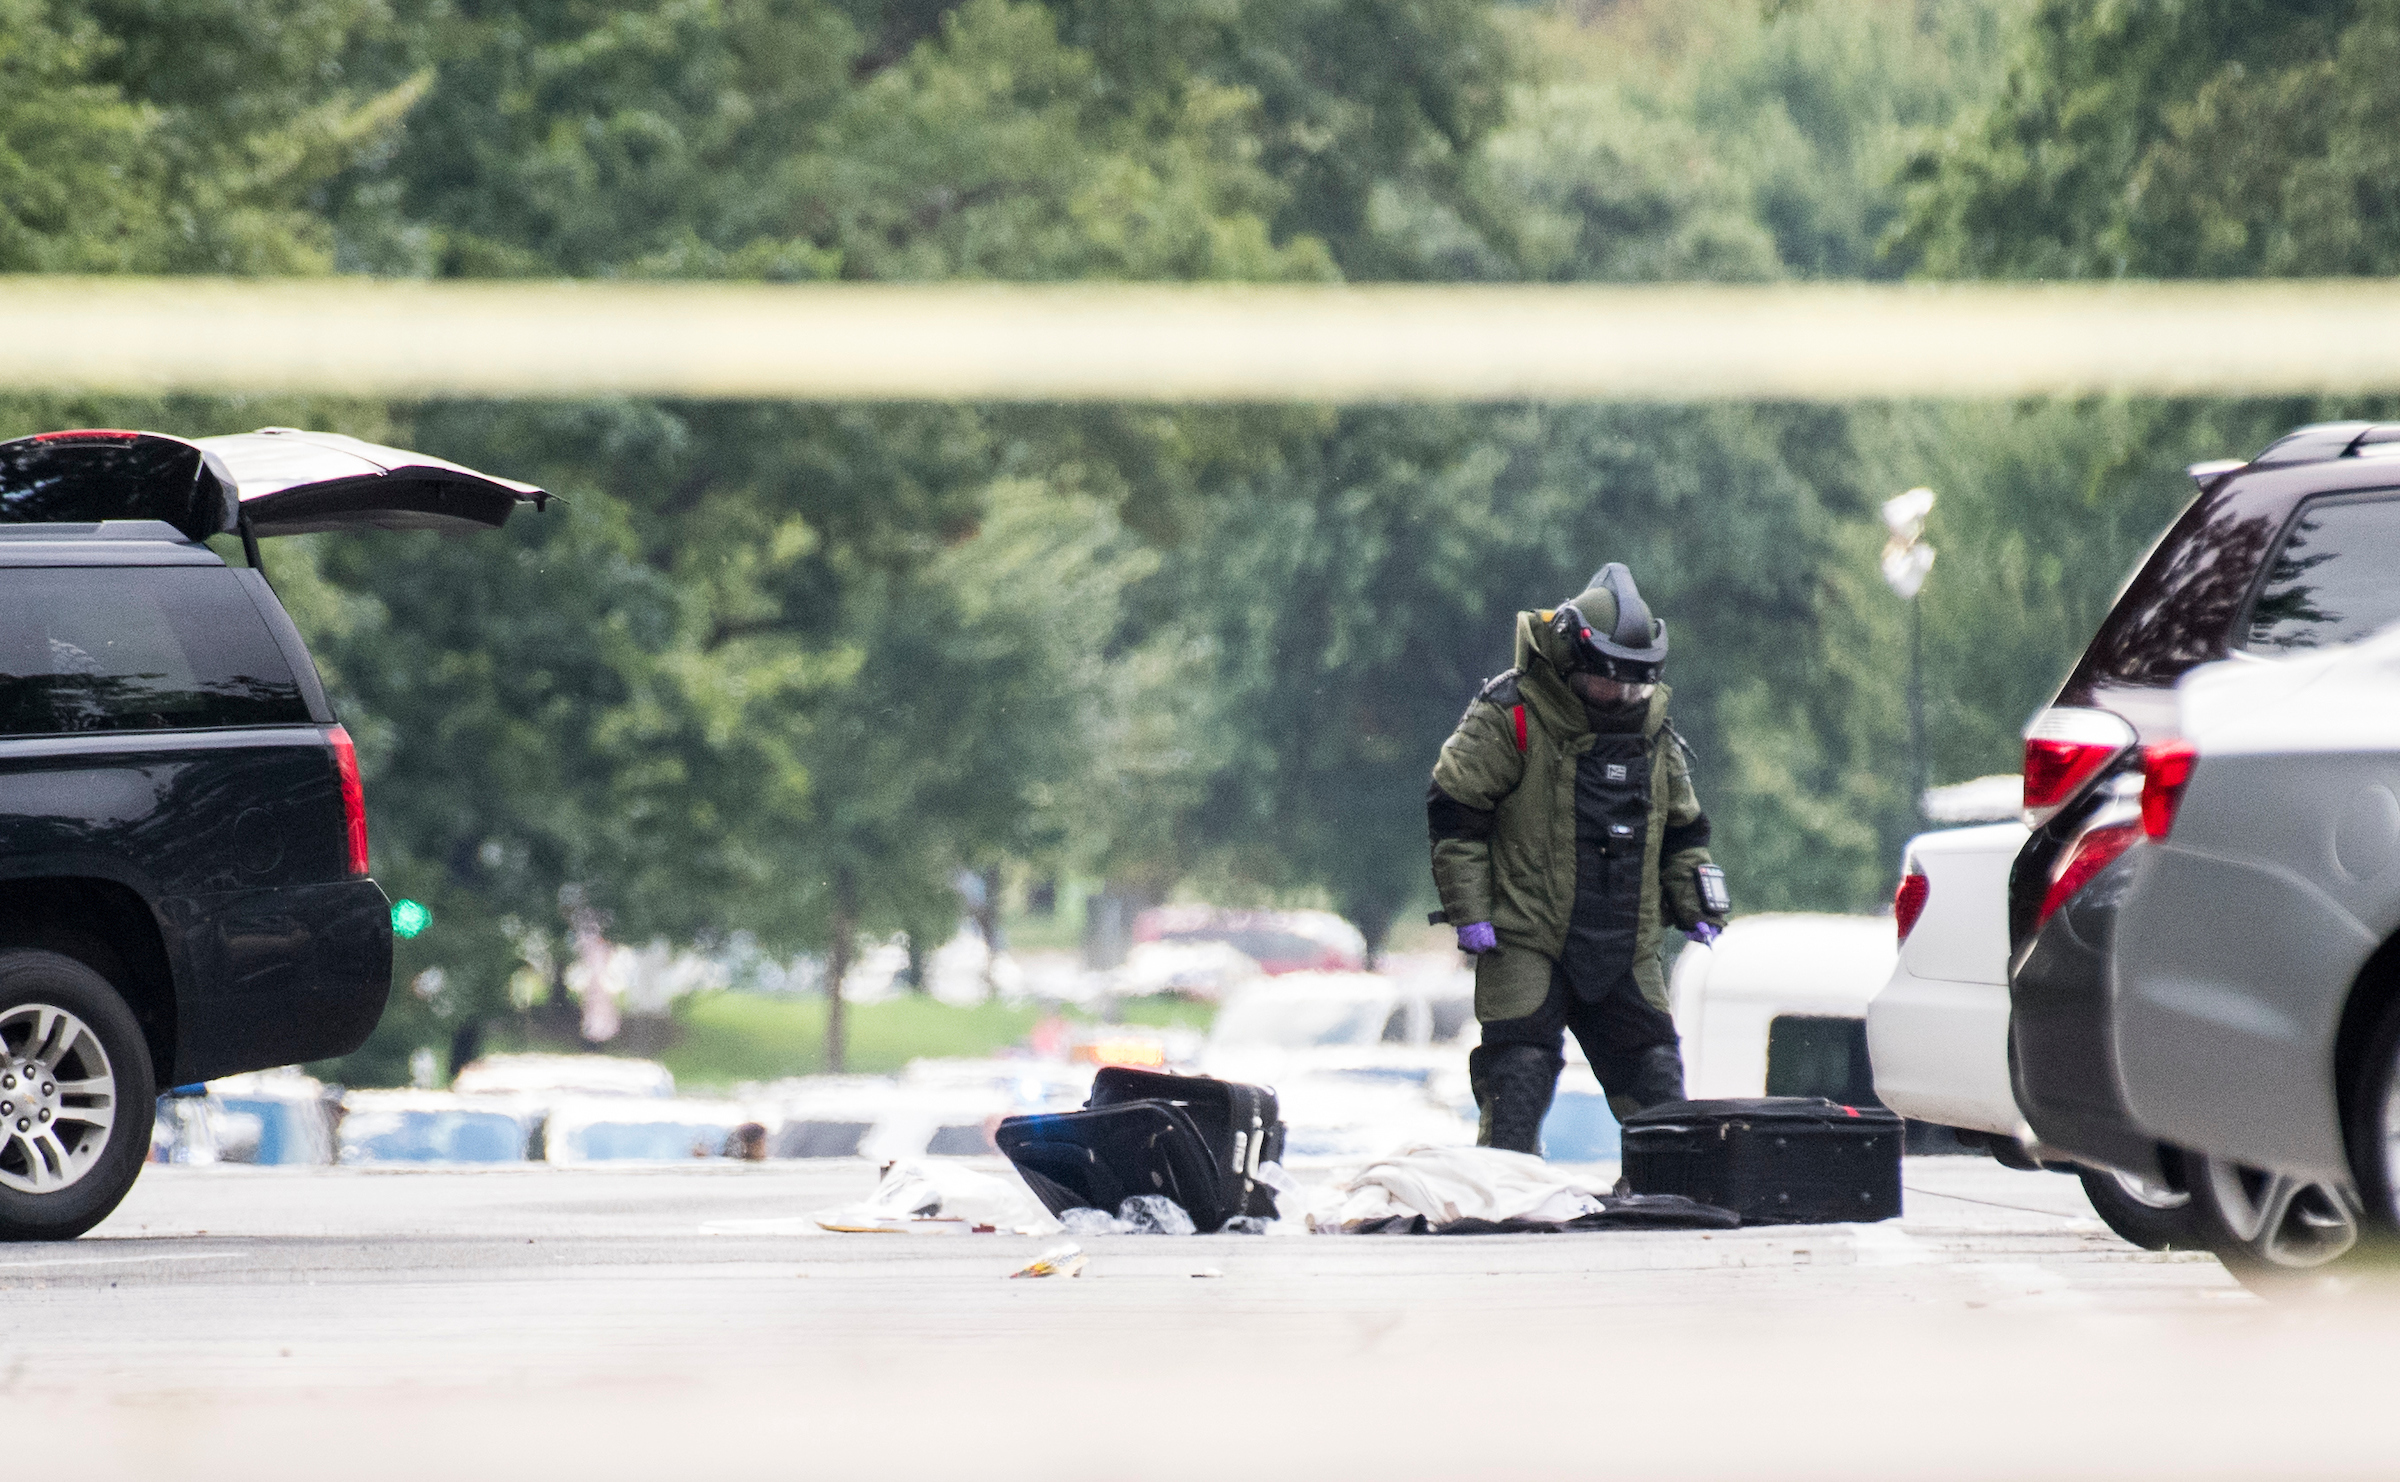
[569,1121,732,1160]
[338,1110,526,1164]
[2244,495,2400,652]
[1428,999,1472,1044]
[776,1121,870,1158]
[1764,1016,1880,1106]
[0,568,308,735]
[0,437,218,535]
[926,1123,995,1156]
[2074,501,2283,687]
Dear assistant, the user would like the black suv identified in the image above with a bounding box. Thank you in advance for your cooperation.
[2009,422,2400,1184]
[0,428,542,1237]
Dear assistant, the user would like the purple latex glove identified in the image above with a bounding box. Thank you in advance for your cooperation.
[1685,921,1723,947]
[1456,921,1498,955]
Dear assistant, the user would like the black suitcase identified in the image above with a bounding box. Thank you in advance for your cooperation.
[995,1067,1285,1231]
[1619,1097,1902,1225]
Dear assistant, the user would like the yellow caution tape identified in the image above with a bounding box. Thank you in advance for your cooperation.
[10,277,2400,401]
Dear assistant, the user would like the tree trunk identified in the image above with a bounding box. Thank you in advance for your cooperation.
[976,865,1003,1002]
[826,865,857,1074]
[447,1017,486,1079]
[1351,899,1395,971]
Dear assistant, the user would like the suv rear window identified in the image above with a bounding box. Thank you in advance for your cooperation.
[2245,494,2400,653]
[0,569,311,735]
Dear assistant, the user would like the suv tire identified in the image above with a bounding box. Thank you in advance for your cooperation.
[0,949,156,1240]
[2184,1150,2380,1299]
[2344,995,2400,1230]
[2077,1164,2196,1251]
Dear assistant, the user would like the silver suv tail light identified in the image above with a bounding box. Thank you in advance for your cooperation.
[2022,707,2137,826]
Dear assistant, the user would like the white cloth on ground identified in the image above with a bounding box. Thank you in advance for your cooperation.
[1327,1144,1611,1229]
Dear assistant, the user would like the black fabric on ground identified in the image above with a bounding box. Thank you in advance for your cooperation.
[1337,1193,1739,1236]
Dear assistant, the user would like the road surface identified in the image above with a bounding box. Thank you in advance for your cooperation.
[8,1156,2388,1479]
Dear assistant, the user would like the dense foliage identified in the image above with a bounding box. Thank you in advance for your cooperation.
[9,0,2390,1081]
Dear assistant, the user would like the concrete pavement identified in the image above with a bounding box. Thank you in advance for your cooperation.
[7,1156,2389,1479]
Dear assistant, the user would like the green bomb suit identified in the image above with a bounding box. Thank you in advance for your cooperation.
[1426,596,1725,1151]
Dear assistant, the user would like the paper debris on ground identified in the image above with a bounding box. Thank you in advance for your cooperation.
[806,1159,1063,1236]
[1009,1242,1088,1278]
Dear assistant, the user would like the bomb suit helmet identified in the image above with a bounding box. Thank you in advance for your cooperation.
[1549,562,1668,684]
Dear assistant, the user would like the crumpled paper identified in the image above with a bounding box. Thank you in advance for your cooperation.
[812,1159,1062,1235]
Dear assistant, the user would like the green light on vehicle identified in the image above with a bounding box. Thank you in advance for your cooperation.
[391,899,432,940]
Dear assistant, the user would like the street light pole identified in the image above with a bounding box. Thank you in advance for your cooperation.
[1909,591,1926,820]
[1880,487,1937,820]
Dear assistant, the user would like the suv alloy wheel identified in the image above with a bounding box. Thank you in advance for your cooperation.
[2076,1164,2195,1251]
[2184,1151,2370,1298]
[0,950,155,1240]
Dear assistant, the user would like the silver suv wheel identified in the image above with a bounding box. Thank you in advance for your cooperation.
[2192,1155,2360,1270]
[0,1003,118,1195]
[2110,1169,2190,1211]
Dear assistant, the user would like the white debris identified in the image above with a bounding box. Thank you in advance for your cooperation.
[1057,1195,1198,1235]
[1009,1243,1088,1278]
[813,1159,1062,1235]
[1324,1144,1616,1230]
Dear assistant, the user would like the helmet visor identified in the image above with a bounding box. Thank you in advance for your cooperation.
[1552,603,1665,684]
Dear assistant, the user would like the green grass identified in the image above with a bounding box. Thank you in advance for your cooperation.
[659,990,1216,1089]
[1109,996,1216,1032]
[663,992,1044,1088]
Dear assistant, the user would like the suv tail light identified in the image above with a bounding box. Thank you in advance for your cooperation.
[2036,820,2138,927]
[2022,707,2137,826]
[2140,740,2199,839]
[328,725,370,877]
[1894,870,1929,944]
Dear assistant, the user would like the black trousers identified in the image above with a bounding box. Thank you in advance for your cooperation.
[1478,959,1680,1104]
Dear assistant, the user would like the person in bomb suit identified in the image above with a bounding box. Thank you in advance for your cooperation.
[1425,563,1730,1153]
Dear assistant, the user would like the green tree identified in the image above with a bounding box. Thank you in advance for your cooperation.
[1132,0,2037,945]
[269,0,1515,1075]
[1890,0,2393,280]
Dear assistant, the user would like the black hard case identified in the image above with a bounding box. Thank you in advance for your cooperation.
[1619,1097,1902,1225]
[995,1067,1285,1231]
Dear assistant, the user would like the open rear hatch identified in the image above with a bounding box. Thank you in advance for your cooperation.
[0,428,548,542]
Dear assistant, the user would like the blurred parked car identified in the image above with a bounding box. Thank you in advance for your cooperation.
[1869,824,2026,1141]
[1133,906,1366,975]
[1112,939,1262,1001]
[451,1053,675,1099]
[151,1091,231,1166]
[2004,422,2400,1256]
[765,1063,1085,1160]
[210,1069,339,1165]
[1671,914,1894,1102]
[1202,971,1471,1080]
[1866,820,2194,1247]
[1270,1068,1476,1162]
[152,1070,339,1166]
[338,1089,539,1164]
[1198,969,1481,1162]
[2103,627,2400,1286]
[540,1096,772,1164]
